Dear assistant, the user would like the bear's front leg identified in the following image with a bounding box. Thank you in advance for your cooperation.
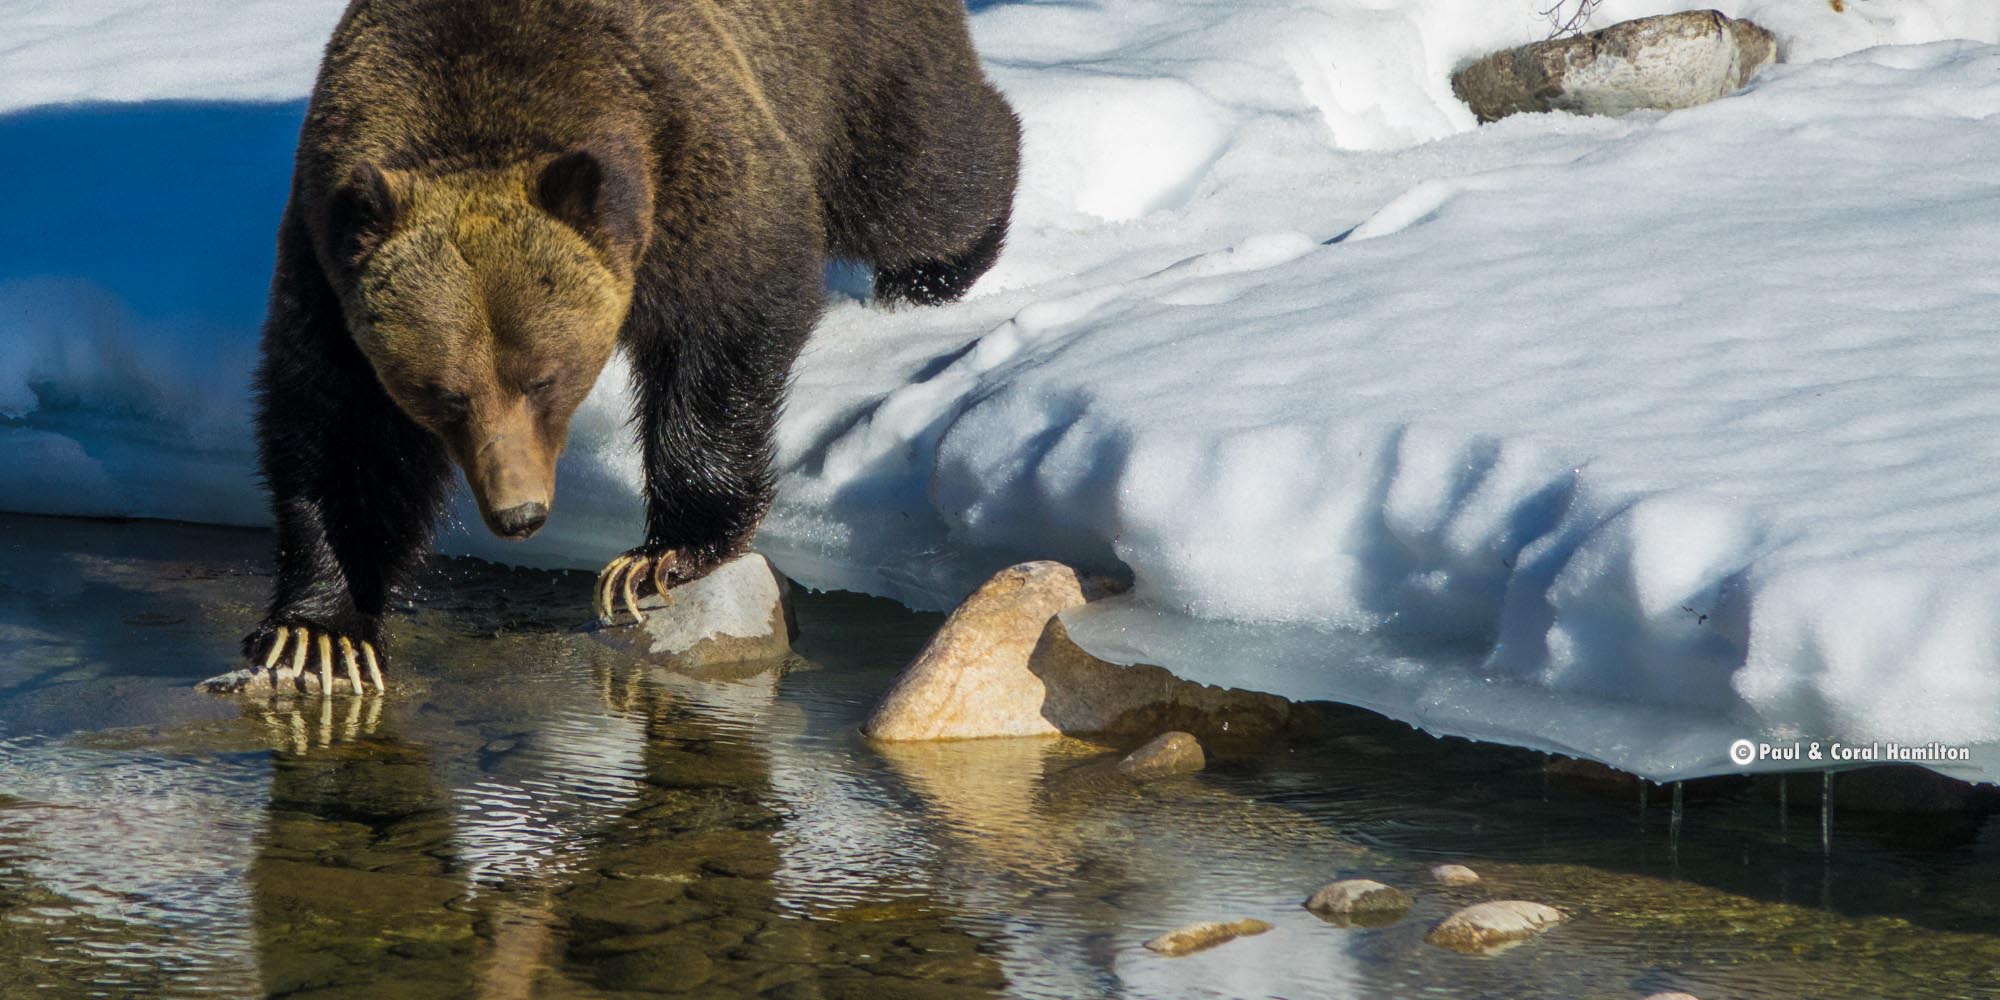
[220,226,454,694]
[596,295,812,625]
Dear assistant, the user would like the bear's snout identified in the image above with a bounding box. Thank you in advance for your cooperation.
[490,501,549,540]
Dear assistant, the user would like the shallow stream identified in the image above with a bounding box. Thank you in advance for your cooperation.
[2,514,1997,998]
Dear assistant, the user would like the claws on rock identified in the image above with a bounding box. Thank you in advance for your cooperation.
[248,626,386,697]
[596,551,680,625]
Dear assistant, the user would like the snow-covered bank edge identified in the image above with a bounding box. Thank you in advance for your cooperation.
[8,1,2000,786]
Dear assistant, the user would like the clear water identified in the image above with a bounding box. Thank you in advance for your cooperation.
[2,513,1998,999]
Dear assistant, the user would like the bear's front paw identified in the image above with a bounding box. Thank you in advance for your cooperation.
[593,545,728,625]
[207,623,387,696]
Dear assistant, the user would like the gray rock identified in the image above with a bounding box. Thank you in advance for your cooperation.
[1117,731,1206,779]
[1142,918,1273,957]
[864,561,1294,741]
[592,552,795,667]
[1426,900,1566,953]
[1452,11,1777,124]
[1303,879,1412,927]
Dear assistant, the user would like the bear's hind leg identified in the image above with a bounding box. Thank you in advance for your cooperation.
[833,76,1021,308]
[872,203,1012,307]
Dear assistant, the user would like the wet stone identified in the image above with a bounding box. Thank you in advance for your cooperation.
[1430,863,1481,886]
[1426,900,1567,954]
[586,939,715,993]
[866,561,1294,741]
[592,552,795,667]
[1304,879,1413,927]
[1143,918,1274,956]
[1117,731,1206,779]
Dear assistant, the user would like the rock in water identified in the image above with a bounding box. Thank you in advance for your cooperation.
[863,561,1295,741]
[1451,11,1776,124]
[1143,919,1273,957]
[592,552,795,666]
[1425,900,1566,954]
[1430,864,1482,886]
[1303,879,1413,927]
[1117,732,1206,779]
[1642,993,1702,1000]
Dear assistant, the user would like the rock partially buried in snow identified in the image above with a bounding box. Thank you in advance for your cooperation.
[1303,879,1412,927]
[592,553,795,667]
[1430,864,1482,886]
[1426,900,1566,954]
[1143,919,1273,957]
[864,562,1295,741]
[1452,11,1776,124]
[1117,731,1206,779]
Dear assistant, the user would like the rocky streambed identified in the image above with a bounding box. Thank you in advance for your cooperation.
[4,513,2000,999]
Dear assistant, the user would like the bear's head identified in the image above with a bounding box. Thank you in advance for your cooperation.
[321,148,649,541]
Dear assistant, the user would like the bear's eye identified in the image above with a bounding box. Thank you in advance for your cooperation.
[526,375,560,400]
[423,383,471,419]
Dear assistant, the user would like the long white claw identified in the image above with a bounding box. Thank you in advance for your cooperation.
[262,627,291,675]
[621,558,645,624]
[316,633,334,697]
[340,638,363,697]
[361,642,386,694]
[598,555,631,622]
[285,631,310,689]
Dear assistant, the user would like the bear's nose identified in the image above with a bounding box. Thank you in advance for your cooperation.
[491,502,549,540]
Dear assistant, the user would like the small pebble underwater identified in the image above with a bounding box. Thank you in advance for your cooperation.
[2,513,1998,999]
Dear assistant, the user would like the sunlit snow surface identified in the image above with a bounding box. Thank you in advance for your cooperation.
[4,1,2000,780]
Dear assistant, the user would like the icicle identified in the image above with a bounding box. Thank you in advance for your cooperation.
[1777,773,1789,843]
[1821,770,1834,856]
[1669,780,1684,867]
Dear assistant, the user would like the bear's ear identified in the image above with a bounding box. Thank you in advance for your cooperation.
[326,162,404,267]
[534,146,646,256]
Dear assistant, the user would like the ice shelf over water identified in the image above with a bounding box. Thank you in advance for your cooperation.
[5,1,2000,780]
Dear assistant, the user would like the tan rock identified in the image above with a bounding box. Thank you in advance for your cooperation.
[1425,900,1566,954]
[1452,11,1777,124]
[1143,918,1273,957]
[1117,732,1206,779]
[864,561,1295,741]
[1430,863,1481,886]
[1303,879,1412,927]
[593,553,794,667]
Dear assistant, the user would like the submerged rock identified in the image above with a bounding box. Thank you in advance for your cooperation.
[1143,918,1273,956]
[1429,864,1482,886]
[1117,732,1206,779]
[1452,11,1776,124]
[865,561,1295,741]
[592,553,795,667]
[1303,879,1412,926]
[1425,900,1566,954]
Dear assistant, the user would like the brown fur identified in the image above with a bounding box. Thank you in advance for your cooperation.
[246,0,1019,672]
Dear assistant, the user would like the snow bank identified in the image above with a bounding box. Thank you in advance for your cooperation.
[5,1,2000,780]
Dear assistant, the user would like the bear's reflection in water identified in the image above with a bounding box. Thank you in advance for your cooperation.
[247,655,1006,999]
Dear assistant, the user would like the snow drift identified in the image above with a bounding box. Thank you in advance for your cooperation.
[5,0,2000,781]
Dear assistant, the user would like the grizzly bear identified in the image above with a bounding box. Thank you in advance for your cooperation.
[238,0,1019,693]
